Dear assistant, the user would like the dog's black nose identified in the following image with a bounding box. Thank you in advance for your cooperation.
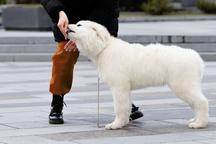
[67,27,75,33]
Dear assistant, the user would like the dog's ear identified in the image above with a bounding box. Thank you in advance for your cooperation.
[91,24,110,43]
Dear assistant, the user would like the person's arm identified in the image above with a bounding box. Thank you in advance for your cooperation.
[40,0,65,23]
[41,0,76,50]
[57,11,69,40]
[40,0,68,40]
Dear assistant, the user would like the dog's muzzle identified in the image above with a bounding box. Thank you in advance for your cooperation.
[66,28,75,34]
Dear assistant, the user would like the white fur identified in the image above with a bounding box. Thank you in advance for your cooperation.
[68,21,209,130]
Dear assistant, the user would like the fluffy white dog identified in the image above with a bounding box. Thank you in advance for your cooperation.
[67,20,209,130]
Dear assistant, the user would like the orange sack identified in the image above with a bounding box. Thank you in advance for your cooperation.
[49,41,79,95]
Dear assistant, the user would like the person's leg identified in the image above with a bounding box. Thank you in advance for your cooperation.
[49,41,79,124]
[130,104,144,121]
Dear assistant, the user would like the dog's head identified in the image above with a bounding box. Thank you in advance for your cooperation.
[67,20,111,58]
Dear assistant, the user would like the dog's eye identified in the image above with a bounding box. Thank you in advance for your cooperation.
[77,24,82,27]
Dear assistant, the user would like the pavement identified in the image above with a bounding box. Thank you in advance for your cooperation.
[0,61,215,144]
[119,14,216,22]
[119,20,216,36]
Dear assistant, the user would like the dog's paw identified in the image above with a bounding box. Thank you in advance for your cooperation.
[105,120,128,130]
[188,118,196,123]
[105,122,124,130]
[105,123,115,130]
[188,121,208,129]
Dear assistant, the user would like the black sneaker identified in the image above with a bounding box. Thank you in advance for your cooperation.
[130,104,144,121]
[49,95,64,124]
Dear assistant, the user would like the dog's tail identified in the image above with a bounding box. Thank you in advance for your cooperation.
[195,51,205,81]
[188,49,205,81]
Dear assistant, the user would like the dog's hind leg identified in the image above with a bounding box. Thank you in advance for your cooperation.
[105,86,131,130]
[169,83,209,129]
[187,88,208,129]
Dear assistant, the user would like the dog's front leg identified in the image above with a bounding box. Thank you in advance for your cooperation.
[105,87,131,130]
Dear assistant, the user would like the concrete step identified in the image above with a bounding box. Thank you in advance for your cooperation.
[0,43,216,53]
[0,53,52,62]
[0,36,54,44]
[0,44,55,53]
[175,43,216,53]
[0,52,214,62]
[0,53,88,62]
[0,35,216,61]
[200,52,216,62]
[1,35,216,44]
[121,35,216,44]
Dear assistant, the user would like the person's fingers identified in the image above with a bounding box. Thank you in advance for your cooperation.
[58,20,68,40]
[58,23,65,38]
[65,42,74,51]
[73,46,78,52]
[72,44,77,52]
[64,41,76,52]
[62,22,68,39]
[58,11,69,40]
[68,43,76,52]
[66,44,75,52]
[64,41,72,50]
[73,43,78,52]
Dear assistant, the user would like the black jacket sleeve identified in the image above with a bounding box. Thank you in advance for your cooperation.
[40,0,65,23]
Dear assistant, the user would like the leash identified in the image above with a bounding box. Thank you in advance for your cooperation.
[97,76,101,128]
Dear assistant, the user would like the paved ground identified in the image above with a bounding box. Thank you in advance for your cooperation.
[0,61,215,144]
[119,20,216,36]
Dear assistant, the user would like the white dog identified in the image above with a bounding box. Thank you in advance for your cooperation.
[67,20,209,130]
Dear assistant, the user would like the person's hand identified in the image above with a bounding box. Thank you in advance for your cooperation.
[64,40,78,52]
[58,11,69,40]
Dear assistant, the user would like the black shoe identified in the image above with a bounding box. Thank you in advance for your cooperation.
[130,104,144,121]
[49,95,64,124]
